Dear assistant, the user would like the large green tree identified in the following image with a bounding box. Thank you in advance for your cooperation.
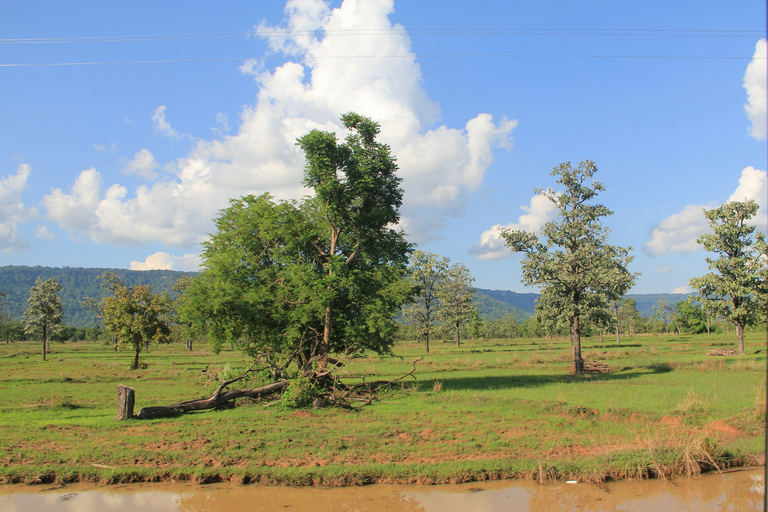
[502,160,637,374]
[689,200,767,355]
[22,277,64,361]
[437,262,477,348]
[100,273,171,370]
[179,113,412,381]
[401,250,449,353]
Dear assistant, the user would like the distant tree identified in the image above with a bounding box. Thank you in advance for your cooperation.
[437,263,477,347]
[2,320,25,342]
[651,297,669,333]
[618,297,641,336]
[402,251,449,354]
[675,299,708,334]
[488,314,519,340]
[0,291,7,342]
[690,200,768,354]
[502,160,637,374]
[22,277,64,361]
[100,272,171,370]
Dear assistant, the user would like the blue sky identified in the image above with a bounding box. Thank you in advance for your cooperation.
[0,0,765,294]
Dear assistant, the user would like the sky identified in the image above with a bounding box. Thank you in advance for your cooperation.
[0,0,765,294]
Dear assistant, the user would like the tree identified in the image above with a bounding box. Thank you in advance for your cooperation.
[502,160,637,374]
[618,297,641,336]
[437,263,477,347]
[179,113,412,384]
[651,297,669,333]
[401,251,449,353]
[100,273,171,370]
[675,299,708,334]
[22,277,64,361]
[689,200,768,355]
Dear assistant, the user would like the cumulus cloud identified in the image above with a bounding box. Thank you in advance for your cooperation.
[744,39,767,141]
[36,226,55,240]
[469,192,557,260]
[671,285,692,294]
[131,251,202,271]
[43,168,205,246]
[655,265,672,274]
[41,0,516,249]
[152,106,181,139]
[124,149,160,180]
[0,164,33,253]
[644,166,767,256]
[42,168,102,233]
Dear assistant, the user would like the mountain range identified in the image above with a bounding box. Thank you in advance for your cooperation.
[0,266,689,327]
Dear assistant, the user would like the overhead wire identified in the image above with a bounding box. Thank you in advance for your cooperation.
[0,27,763,44]
[0,26,763,67]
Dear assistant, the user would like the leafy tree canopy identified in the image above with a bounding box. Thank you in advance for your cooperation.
[100,272,172,370]
[179,113,412,382]
[22,277,64,361]
[501,160,637,374]
[689,199,767,354]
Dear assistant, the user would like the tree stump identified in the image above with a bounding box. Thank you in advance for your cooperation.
[116,384,135,420]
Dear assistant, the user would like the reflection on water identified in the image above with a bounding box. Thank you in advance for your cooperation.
[0,469,763,512]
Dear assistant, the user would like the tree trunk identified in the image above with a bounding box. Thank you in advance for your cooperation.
[116,384,135,420]
[737,323,745,355]
[572,314,584,375]
[614,302,621,345]
[42,323,47,361]
[455,324,460,347]
[319,305,332,371]
[132,345,141,370]
[137,381,289,419]
[425,332,430,354]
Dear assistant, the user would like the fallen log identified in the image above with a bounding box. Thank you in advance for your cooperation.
[136,380,288,419]
[569,360,610,374]
[707,348,736,357]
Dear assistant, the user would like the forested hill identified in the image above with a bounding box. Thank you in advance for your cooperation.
[476,288,692,318]
[0,266,196,327]
[0,266,690,327]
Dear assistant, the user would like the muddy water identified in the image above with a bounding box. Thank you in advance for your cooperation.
[0,469,763,512]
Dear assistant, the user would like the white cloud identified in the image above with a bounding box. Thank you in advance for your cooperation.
[644,166,767,256]
[655,265,672,274]
[41,0,516,249]
[36,226,55,241]
[671,285,692,294]
[131,251,201,271]
[469,192,557,260]
[728,165,767,228]
[744,39,766,141]
[212,113,230,136]
[152,106,181,139]
[124,149,160,180]
[42,168,102,233]
[0,164,33,253]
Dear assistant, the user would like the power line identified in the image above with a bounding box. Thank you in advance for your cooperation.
[0,53,759,68]
[1,27,764,44]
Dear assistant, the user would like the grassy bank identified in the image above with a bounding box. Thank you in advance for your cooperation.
[0,331,764,486]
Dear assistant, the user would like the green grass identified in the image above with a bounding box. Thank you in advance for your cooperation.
[0,330,764,485]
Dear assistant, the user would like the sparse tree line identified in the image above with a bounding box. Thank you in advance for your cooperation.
[0,114,764,400]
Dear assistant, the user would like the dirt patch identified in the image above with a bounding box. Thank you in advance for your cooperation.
[705,420,747,437]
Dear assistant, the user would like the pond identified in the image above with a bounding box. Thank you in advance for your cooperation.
[0,469,763,512]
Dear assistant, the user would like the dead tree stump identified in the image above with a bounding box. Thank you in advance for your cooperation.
[116,384,135,420]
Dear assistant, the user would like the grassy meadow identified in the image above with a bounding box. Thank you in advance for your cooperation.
[0,330,765,486]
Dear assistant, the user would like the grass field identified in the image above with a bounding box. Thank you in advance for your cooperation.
[0,330,765,486]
